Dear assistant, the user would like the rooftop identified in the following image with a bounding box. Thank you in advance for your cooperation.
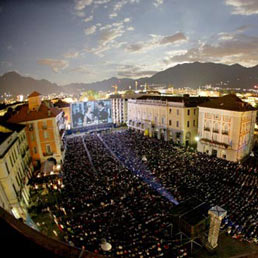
[0,132,12,145]
[54,99,70,108]
[199,94,257,112]
[136,95,212,107]
[7,103,62,123]
[0,122,26,133]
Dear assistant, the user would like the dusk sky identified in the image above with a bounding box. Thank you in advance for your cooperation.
[0,0,258,85]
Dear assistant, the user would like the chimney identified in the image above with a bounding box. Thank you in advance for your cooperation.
[207,206,227,249]
[28,92,42,111]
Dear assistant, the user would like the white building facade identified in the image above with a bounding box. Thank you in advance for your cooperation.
[0,123,33,219]
[110,95,128,126]
[197,94,257,162]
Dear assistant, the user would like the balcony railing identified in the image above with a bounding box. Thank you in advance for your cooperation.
[204,127,210,132]
[43,152,53,157]
[213,129,219,133]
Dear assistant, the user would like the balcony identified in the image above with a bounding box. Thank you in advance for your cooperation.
[222,131,229,135]
[212,129,219,133]
[43,152,53,157]
[204,127,210,132]
[200,138,231,149]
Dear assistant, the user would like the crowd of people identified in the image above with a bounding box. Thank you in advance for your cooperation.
[101,130,257,243]
[49,129,257,257]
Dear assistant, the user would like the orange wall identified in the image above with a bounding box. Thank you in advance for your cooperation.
[25,126,40,161]
[38,119,58,154]
[26,118,60,163]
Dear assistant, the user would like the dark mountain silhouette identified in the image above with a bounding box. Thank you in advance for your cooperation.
[63,77,135,93]
[1,62,258,95]
[139,62,258,89]
[0,72,60,96]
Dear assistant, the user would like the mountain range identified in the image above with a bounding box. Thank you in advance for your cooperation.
[1,62,258,96]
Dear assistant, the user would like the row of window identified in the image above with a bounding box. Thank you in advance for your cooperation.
[203,133,231,144]
[204,113,231,122]
[33,144,52,155]
[131,108,197,119]
[28,121,49,131]
[168,108,197,116]
[30,130,50,142]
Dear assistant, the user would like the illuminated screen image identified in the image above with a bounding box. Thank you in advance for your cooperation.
[71,100,112,128]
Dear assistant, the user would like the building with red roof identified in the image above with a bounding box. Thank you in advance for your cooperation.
[8,92,65,167]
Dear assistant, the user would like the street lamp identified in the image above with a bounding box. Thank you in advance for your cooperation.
[100,238,112,251]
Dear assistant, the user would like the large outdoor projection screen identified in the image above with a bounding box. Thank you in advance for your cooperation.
[71,100,112,128]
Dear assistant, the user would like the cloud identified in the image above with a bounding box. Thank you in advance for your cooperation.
[86,20,127,56]
[225,0,258,15]
[113,0,127,12]
[153,0,164,7]
[75,0,93,11]
[235,25,252,33]
[163,33,258,67]
[109,12,118,18]
[94,0,111,4]
[118,70,157,78]
[116,64,158,78]
[127,26,134,31]
[126,32,187,53]
[84,25,97,35]
[109,0,141,18]
[37,58,69,72]
[63,50,80,59]
[160,32,187,44]
[84,15,93,23]
[70,65,94,74]
[124,17,131,23]
[99,27,125,46]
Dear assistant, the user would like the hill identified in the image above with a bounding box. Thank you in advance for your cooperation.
[0,72,60,96]
[140,62,258,89]
[1,62,258,96]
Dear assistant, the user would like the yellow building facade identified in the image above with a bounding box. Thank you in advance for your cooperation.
[128,96,209,145]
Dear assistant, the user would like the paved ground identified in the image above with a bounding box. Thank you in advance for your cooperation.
[195,234,258,258]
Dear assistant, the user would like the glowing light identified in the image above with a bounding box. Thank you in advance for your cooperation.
[101,239,112,251]
[195,136,200,142]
